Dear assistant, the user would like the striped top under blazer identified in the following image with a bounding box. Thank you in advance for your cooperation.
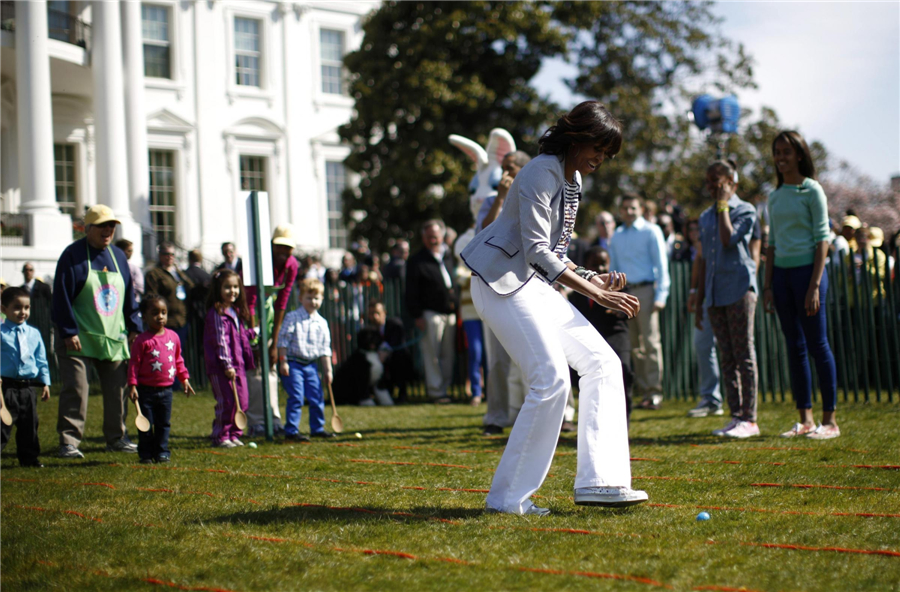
[460,153,581,296]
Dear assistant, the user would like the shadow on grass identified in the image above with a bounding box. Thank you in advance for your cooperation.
[209,504,486,527]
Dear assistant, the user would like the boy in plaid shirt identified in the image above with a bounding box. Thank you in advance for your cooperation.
[277,279,333,441]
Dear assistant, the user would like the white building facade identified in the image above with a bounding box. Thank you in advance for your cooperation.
[0,0,373,285]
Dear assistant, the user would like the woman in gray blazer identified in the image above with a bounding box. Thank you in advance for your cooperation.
[460,101,647,515]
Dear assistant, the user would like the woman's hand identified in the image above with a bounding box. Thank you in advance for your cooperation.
[592,271,626,292]
[592,287,640,319]
[805,284,820,316]
[224,367,236,380]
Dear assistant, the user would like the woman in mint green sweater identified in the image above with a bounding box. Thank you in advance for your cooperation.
[762,131,839,440]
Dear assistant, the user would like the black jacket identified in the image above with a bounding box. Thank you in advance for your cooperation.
[405,248,457,318]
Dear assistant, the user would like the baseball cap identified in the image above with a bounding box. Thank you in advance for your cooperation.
[840,215,862,230]
[868,227,884,248]
[271,224,296,249]
[84,204,121,226]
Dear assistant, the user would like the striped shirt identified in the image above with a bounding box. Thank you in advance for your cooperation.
[277,307,331,361]
[553,178,580,259]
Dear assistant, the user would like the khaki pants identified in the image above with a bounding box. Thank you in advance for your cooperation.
[628,284,663,400]
[420,310,456,399]
[247,364,283,428]
[55,328,128,448]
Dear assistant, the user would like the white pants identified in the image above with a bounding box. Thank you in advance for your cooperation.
[483,325,513,426]
[420,310,456,399]
[472,277,632,514]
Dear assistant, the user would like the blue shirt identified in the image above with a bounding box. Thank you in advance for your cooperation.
[277,307,331,361]
[52,238,141,339]
[608,217,670,303]
[1,320,51,385]
[698,195,758,307]
[475,191,499,233]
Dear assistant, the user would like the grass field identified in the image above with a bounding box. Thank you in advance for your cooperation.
[2,388,899,592]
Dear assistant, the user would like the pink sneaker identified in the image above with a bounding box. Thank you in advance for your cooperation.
[780,423,817,438]
[806,424,841,440]
[723,421,760,439]
[712,418,740,436]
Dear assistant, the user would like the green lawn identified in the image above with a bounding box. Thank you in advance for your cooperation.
[2,388,899,592]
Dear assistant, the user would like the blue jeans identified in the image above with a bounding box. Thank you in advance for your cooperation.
[280,361,326,435]
[463,319,486,399]
[772,264,837,411]
[694,307,721,406]
[136,385,173,460]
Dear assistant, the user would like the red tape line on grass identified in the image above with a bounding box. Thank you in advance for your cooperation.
[750,482,894,492]
[35,559,239,592]
[707,540,900,558]
[230,531,673,588]
[647,502,900,519]
[106,464,900,519]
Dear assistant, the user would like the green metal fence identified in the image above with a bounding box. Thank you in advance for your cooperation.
[662,251,899,403]
[27,250,900,403]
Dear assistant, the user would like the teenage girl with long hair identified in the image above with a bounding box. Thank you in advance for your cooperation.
[763,131,839,439]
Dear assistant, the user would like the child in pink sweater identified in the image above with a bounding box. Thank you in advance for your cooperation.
[128,295,194,463]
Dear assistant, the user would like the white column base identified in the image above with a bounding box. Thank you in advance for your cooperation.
[26,210,73,252]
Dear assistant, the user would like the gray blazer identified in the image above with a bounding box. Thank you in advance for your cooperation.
[460,153,581,296]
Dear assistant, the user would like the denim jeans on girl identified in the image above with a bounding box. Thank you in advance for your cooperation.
[136,385,173,460]
[772,264,837,411]
[462,319,486,399]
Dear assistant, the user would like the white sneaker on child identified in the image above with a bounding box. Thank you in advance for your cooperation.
[231,438,244,446]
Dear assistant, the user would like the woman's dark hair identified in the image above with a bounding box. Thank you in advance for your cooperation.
[538,100,623,158]
[140,294,168,318]
[772,130,816,188]
[207,269,250,324]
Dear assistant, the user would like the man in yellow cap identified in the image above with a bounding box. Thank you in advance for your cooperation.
[51,205,142,458]
[245,224,299,435]
[840,215,862,252]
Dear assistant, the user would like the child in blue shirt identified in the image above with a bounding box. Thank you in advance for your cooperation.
[277,279,334,441]
[1,287,51,467]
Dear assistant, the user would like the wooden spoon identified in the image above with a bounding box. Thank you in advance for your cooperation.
[232,379,248,430]
[324,381,343,433]
[134,399,151,432]
[0,393,12,426]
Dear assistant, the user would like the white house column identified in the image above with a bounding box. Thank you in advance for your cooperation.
[15,0,73,247]
[91,0,141,245]
[121,0,149,260]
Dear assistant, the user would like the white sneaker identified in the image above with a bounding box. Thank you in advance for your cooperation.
[215,439,236,448]
[485,503,551,517]
[231,438,244,447]
[687,400,725,417]
[574,486,648,507]
[712,418,740,436]
[723,421,760,439]
[57,444,85,459]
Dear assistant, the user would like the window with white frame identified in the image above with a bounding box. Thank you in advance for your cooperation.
[234,17,261,87]
[53,143,77,217]
[142,4,171,79]
[326,161,348,249]
[239,155,267,191]
[148,149,176,243]
[320,29,346,95]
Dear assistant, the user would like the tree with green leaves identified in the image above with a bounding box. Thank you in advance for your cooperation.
[339,1,810,249]
[339,1,566,249]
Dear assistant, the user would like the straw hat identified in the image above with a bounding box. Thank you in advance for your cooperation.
[868,226,884,248]
[84,204,121,226]
[840,215,862,230]
[271,224,296,249]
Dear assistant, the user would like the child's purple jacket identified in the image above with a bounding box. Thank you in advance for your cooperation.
[203,307,255,374]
